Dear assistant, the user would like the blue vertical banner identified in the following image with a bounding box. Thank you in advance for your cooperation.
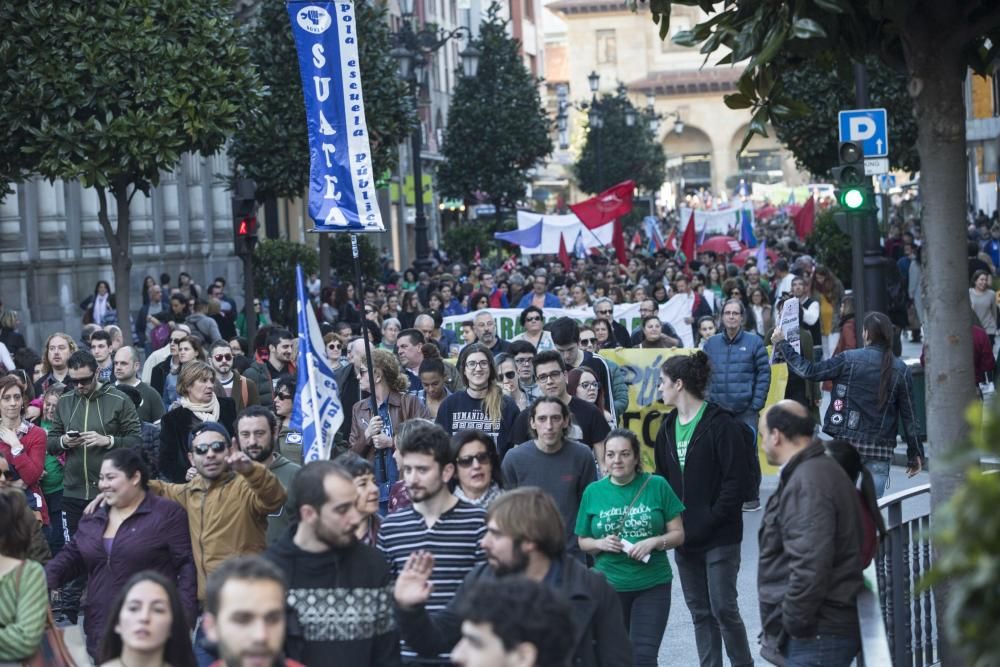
[288,2,384,232]
[289,265,344,461]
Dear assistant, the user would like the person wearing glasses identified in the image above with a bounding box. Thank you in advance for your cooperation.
[235,297,270,338]
[46,448,197,661]
[435,344,520,460]
[324,332,346,371]
[449,430,504,508]
[349,349,430,515]
[142,421,286,666]
[494,353,528,410]
[273,377,304,464]
[578,325,599,353]
[592,298,632,348]
[512,306,554,352]
[507,340,541,405]
[568,366,614,431]
[159,361,237,483]
[208,339,258,416]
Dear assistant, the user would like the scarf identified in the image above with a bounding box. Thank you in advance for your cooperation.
[180,394,220,423]
[93,293,109,325]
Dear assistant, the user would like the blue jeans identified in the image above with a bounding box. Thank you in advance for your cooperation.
[784,633,860,667]
[675,543,753,667]
[862,457,890,498]
[42,490,65,557]
[617,583,671,666]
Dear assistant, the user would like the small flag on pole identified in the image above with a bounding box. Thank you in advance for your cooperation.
[290,264,344,462]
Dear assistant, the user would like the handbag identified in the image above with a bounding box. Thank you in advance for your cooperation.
[12,563,77,667]
[150,322,171,350]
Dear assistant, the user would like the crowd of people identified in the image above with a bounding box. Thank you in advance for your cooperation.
[0,216,965,667]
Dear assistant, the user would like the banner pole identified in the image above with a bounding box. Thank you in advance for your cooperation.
[352,234,379,413]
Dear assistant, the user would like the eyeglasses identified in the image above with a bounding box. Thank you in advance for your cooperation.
[377,287,386,293]
[524,315,541,323]
[213,354,233,362]
[64,374,96,387]
[536,371,563,383]
[596,309,612,316]
[514,357,533,366]
[502,370,516,380]
[192,440,228,456]
[327,343,341,350]
[579,381,599,391]
[456,452,491,468]
[465,360,490,370]
[579,338,596,347]
[169,337,186,344]
[275,393,293,401]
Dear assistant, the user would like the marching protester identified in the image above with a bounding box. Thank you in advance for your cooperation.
[449,429,504,508]
[0,487,49,664]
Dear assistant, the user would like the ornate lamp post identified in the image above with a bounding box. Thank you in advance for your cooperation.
[391,0,479,271]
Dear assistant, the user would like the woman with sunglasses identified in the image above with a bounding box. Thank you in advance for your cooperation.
[46,448,197,661]
[323,332,345,371]
[98,571,197,667]
[158,361,236,483]
[273,377,304,463]
[449,430,504,508]
[494,353,528,410]
[512,305,554,352]
[349,349,430,515]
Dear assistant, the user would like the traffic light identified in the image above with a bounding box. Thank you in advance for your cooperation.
[232,179,257,257]
[832,141,871,211]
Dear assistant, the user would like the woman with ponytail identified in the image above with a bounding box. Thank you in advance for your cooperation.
[772,311,924,497]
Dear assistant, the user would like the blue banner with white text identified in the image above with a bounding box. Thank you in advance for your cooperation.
[288,1,385,232]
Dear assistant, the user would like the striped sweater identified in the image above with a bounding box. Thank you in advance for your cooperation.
[0,560,48,662]
[378,499,486,663]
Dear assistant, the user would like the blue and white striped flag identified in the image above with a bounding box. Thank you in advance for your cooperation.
[289,264,343,462]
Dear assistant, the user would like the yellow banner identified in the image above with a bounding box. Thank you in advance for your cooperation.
[598,348,786,474]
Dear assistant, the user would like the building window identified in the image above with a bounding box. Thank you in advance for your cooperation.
[596,30,616,64]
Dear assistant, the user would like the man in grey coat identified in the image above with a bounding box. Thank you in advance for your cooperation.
[757,401,863,666]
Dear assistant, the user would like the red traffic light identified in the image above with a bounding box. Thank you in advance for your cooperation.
[236,216,257,237]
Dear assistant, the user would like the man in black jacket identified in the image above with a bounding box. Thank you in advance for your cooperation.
[264,460,400,666]
[393,487,631,667]
[757,401,863,666]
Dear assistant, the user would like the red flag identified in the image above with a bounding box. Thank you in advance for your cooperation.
[679,211,696,266]
[664,228,677,251]
[613,219,627,265]
[793,195,816,239]
[630,230,642,250]
[570,180,635,230]
[557,233,572,271]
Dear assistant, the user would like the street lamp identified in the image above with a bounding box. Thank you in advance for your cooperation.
[392,10,477,272]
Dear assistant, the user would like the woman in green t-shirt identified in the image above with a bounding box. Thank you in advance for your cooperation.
[576,429,685,666]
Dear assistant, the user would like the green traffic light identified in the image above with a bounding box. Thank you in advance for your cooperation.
[842,188,865,210]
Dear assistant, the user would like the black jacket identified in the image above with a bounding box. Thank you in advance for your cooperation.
[758,441,863,639]
[653,402,748,553]
[150,357,172,397]
[157,399,236,483]
[263,529,400,667]
[396,557,632,667]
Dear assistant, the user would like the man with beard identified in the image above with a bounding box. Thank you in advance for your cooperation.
[244,328,296,407]
[235,406,301,545]
[378,420,486,664]
[210,339,259,415]
[263,461,400,666]
[394,487,631,667]
[203,556,306,667]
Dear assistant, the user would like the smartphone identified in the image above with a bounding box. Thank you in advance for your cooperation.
[66,430,81,438]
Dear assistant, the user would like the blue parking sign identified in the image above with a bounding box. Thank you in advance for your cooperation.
[838,108,889,158]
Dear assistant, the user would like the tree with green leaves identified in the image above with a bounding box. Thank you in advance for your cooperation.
[772,55,920,177]
[0,1,262,327]
[252,239,319,330]
[438,2,552,229]
[643,0,998,657]
[231,0,415,202]
[573,86,666,194]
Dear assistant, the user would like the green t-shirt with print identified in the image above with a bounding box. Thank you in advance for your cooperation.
[674,401,707,471]
[575,472,685,592]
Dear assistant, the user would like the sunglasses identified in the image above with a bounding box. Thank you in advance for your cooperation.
[213,354,233,362]
[580,338,596,347]
[596,309,612,316]
[192,441,229,456]
[524,315,541,323]
[64,374,95,387]
[170,337,186,344]
[455,452,491,468]
[275,393,293,401]
[327,343,341,350]
[502,370,516,380]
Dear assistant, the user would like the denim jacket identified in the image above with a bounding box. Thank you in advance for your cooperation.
[776,340,923,462]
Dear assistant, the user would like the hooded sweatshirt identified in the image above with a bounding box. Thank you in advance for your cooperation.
[263,528,401,667]
[46,382,142,500]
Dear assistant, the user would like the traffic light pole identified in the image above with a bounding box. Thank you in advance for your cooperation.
[243,251,257,344]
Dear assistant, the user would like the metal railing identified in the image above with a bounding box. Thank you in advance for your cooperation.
[874,483,938,666]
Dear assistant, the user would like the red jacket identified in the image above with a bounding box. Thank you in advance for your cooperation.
[0,422,49,524]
